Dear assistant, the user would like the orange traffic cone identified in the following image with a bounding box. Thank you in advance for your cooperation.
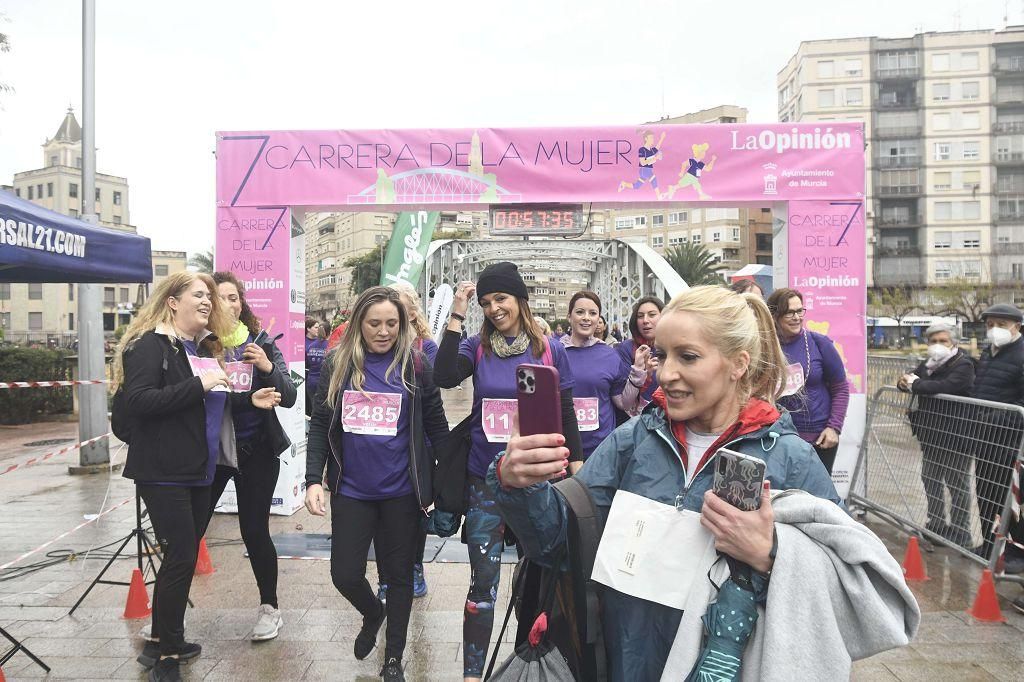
[0,663,7,681]
[901,536,929,582]
[194,538,215,575]
[123,567,152,619]
[967,569,1006,623]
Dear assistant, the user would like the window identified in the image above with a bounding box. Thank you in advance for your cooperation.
[935,202,952,220]
[934,171,952,190]
[844,59,862,76]
[933,82,950,101]
[961,170,981,189]
[964,201,981,219]
[28,283,42,300]
[75,157,82,168]
[934,232,953,249]
[155,264,170,277]
[103,287,115,304]
[963,260,982,278]
[113,191,122,206]
[68,284,74,301]
[933,53,950,72]
[817,60,834,78]
[0,283,9,300]
[962,141,979,160]
[120,287,129,303]
[615,217,634,230]
[27,186,34,200]
[935,261,953,280]
[36,184,42,199]
[28,313,42,331]
[934,142,951,161]
[711,230,722,242]
[933,113,950,130]
[47,183,53,198]
[113,216,122,225]
[817,89,835,108]
[960,52,979,71]
[962,81,980,100]
[668,235,687,246]
[652,214,664,226]
[49,154,58,166]
[730,228,741,242]
[69,183,78,198]
[692,233,702,245]
[756,233,773,251]
[95,188,101,201]
[69,209,78,217]
[651,235,664,248]
[845,87,862,105]
[0,312,9,329]
[957,231,981,248]
[14,188,18,197]
[68,313,74,330]
[961,112,980,130]
[1014,264,1024,281]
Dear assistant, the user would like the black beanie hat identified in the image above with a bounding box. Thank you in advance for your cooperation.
[476,261,529,302]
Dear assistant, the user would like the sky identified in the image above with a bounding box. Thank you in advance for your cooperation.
[0,0,1015,253]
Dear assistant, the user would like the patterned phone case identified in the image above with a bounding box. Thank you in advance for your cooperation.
[712,449,767,511]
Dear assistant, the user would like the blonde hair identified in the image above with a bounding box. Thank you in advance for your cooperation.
[533,316,551,335]
[325,286,414,408]
[112,271,234,388]
[388,282,432,340]
[662,285,786,405]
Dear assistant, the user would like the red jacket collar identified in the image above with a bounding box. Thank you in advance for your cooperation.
[650,388,781,476]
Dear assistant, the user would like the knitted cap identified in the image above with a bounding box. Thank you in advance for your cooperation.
[476,262,529,302]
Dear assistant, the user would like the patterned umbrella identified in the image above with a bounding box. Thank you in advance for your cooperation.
[685,578,759,682]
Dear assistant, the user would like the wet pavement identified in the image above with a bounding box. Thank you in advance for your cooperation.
[0,388,1022,680]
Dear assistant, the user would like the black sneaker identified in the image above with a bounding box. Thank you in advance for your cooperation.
[137,641,161,669]
[380,657,405,681]
[148,658,181,682]
[354,601,386,660]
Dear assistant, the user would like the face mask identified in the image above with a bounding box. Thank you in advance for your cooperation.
[987,327,1013,348]
[927,344,952,362]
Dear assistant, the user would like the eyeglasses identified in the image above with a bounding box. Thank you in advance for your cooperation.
[782,308,806,319]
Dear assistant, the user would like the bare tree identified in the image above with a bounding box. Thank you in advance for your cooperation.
[868,286,917,343]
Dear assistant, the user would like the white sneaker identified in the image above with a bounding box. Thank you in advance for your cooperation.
[251,604,283,641]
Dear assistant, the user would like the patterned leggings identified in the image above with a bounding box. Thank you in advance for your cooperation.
[462,476,505,678]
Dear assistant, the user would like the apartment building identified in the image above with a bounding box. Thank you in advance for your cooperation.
[2,108,186,343]
[778,27,1024,303]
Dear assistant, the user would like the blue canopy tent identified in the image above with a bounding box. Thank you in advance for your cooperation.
[0,189,152,283]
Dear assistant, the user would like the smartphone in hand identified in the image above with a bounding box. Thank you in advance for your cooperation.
[712,448,767,511]
[515,364,562,437]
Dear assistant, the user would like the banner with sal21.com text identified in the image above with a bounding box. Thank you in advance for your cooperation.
[787,199,866,497]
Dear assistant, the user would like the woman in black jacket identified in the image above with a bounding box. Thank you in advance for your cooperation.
[898,322,975,546]
[305,286,449,682]
[116,272,282,682]
[206,271,297,641]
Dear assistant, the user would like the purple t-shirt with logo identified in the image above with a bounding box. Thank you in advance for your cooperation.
[181,339,224,486]
[339,348,414,500]
[565,343,630,458]
[460,334,575,478]
[418,337,438,364]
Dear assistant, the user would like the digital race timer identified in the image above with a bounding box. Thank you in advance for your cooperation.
[489,204,586,236]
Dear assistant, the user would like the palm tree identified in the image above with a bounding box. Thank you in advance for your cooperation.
[188,249,214,274]
[664,243,727,286]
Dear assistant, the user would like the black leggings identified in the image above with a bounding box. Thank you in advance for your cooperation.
[207,443,281,608]
[330,493,420,662]
[376,520,428,585]
[139,483,211,656]
[814,443,839,475]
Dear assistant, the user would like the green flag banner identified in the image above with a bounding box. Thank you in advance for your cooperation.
[379,210,440,287]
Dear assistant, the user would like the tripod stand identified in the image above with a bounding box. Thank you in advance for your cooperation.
[69,490,162,616]
[0,623,50,674]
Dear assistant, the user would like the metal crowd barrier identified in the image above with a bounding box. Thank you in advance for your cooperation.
[849,386,1024,585]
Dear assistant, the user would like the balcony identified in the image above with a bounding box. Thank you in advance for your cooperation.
[996,90,1024,105]
[875,96,918,110]
[874,126,921,139]
[872,255,924,286]
[876,155,920,169]
[994,151,1024,165]
[994,121,1024,134]
[875,184,921,197]
[874,245,920,257]
[995,57,1024,73]
[876,215,921,228]
[876,66,920,80]
[995,210,1024,222]
[994,241,1024,255]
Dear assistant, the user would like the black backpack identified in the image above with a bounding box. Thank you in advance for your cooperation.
[487,475,608,681]
[111,348,168,445]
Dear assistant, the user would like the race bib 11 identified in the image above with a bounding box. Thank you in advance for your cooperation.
[341,390,403,436]
[482,398,518,443]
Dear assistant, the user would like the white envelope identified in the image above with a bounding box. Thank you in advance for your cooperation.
[591,489,717,610]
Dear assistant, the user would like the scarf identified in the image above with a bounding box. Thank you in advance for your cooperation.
[224,320,250,349]
[489,330,530,358]
[560,334,601,348]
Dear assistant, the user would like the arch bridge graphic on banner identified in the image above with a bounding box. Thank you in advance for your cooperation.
[347,168,522,204]
[214,122,867,500]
